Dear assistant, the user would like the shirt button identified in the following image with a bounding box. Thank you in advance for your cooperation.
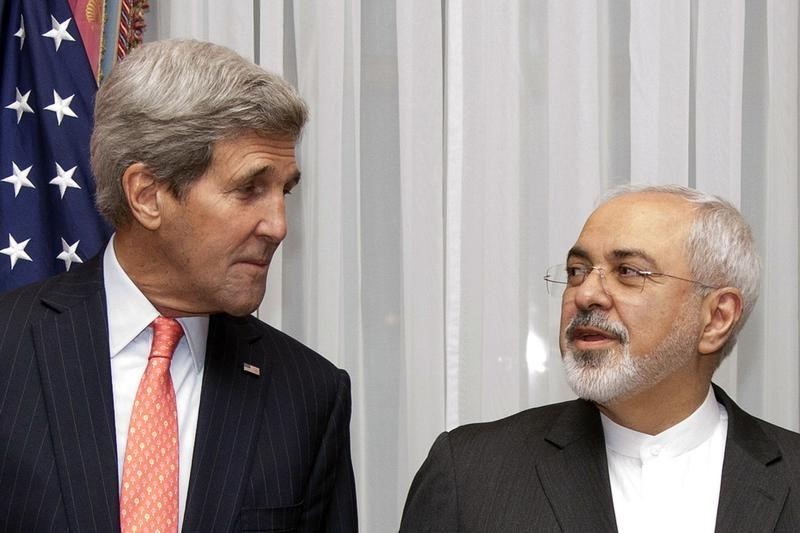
[649,445,661,456]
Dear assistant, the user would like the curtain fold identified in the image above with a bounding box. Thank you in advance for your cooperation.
[759,0,799,423]
[147,2,799,531]
[395,0,445,510]
[630,0,691,183]
[450,0,525,428]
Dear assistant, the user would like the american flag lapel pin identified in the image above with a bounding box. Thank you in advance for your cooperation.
[243,362,261,376]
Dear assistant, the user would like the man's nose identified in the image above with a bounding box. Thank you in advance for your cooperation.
[256,195,287,242]
[571,268,612,310]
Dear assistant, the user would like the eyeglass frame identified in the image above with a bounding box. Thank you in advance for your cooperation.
[543,263,721,296]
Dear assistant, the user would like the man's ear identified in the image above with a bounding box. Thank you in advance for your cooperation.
[698,288,744,355]
[121,163,163,230]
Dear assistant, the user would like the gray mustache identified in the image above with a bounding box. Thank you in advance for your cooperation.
[566,311,630,345]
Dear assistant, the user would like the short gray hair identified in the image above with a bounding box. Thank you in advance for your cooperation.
[91,39,308,227]
[601,184,761,359]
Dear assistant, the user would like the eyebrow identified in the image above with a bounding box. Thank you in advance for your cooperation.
[239,165,301,187]
[566,246,659,268]
[566,246,592,262]
[610,248,658,267]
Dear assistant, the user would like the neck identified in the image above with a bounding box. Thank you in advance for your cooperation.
[113,228,205,317]
[597,361,716,435]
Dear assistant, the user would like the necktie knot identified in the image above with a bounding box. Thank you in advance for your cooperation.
[150,316,184,361]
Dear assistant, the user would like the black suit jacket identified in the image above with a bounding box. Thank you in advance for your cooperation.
[400,385,800,532]
[0,256,357,532]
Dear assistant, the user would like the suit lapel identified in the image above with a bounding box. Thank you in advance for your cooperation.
[182,314,272,531]
[713,385,789,533]
[536,400,618,532]
[34,256,121,532]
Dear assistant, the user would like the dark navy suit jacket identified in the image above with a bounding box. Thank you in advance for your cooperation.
[400,385,800,532]
[0,255,357,532]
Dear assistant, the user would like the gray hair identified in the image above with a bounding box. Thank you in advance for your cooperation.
[91,39,308,227]
[600,184,761,359]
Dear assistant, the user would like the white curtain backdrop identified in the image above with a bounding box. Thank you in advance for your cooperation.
[146,2,799,531]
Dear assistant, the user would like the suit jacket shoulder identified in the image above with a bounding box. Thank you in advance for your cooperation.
[401,399,617,533]
[714,384,800,533]
[237,314,344,382]
[0,253,106,323]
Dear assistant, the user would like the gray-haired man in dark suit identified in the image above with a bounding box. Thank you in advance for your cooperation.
[401,185,800,532]
[0,39,357,532]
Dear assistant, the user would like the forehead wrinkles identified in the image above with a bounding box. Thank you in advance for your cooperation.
[208,144,298,187]
[573,195,694,265]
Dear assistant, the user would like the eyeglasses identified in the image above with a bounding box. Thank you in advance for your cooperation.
[543,263,720,296]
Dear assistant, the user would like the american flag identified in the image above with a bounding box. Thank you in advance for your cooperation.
[0,0,111,293]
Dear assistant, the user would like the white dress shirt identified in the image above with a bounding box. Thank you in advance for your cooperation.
[602,386,728,533]
[104,237,208,530]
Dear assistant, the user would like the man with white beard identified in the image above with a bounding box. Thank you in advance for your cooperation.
[400,184,800,533]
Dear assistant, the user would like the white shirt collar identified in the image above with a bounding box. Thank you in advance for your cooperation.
[103,235,208,372]
[601,385,725,460]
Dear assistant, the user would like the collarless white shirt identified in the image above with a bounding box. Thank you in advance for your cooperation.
[104,237,208,531]
[601,386,728,533]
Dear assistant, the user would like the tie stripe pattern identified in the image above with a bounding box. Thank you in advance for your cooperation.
[120,317,183,533]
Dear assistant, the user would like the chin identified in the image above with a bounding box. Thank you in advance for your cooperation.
[214,293,261,316]
[224,300,262,317]
[215,281,267,316]
[562,348,639,404]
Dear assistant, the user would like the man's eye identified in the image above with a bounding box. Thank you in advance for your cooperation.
[566,266,587,278]
[617,265,643,278]
[237,183,261,195]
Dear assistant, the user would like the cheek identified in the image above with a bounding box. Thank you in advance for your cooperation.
[557,304,573,355]
[559,299,575,331]
[614,305,657,352]
[618,299,667,329]
[229,207,267,237]
[184,232,236,271]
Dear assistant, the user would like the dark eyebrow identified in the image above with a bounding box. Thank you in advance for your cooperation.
[610,248,658,267]
[566,246,659,268]
[566,246,592,262]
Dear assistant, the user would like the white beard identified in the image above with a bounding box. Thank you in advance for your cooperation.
[562,304,699,404]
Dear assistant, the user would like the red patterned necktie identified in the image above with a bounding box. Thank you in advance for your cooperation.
[120,316,184,533]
